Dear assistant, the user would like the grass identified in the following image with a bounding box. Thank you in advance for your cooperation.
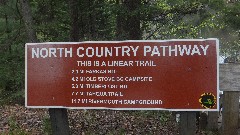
[42,116,52,135]
[0,116,28,135]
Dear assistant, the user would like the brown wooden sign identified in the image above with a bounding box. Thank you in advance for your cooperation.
[25,39,219,111]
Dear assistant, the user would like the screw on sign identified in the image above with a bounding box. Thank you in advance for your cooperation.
[25,39,219,111]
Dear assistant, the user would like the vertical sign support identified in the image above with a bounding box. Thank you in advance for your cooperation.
[207,111,218,131]
[180,112,196,135]
[49,108,70,135]
[219,64,240,135]
[222,91,239,135]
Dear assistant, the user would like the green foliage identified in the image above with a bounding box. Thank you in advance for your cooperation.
[217,2,240,58]
[0,0,25,105]
[43,117,53,135]
[0,43,25,105]
[201,130,219,135]
[224,2,240,29]
[30,0,116,41]
[7,117,28,135]
[31,0,70,41]
[126,110,172,124]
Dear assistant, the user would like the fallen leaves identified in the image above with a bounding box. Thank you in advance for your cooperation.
[0,105,179,135]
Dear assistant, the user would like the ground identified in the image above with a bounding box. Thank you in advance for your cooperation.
[0,105,179,135]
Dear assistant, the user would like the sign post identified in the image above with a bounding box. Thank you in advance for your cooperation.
[49,108,70,135]
[25,39,219,111]
[219,64,240,135]
[180,112,196,135]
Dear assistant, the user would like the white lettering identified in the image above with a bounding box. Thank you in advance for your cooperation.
[178,45,191,56]
[191,45,201,55]
[200,45,209,55]
[151,46,160,56]
[32,48,39,58]
[40,48,48,58]
[130,46,139,56]
[77,47,84,57]
[169,45,178,56]
[144,46,151,56]
[86,47,94,57]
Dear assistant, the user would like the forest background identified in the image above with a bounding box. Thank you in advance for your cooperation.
[0,0,239,134]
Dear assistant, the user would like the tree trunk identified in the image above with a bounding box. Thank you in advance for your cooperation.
[116,0,125,40]
[19,0,37,43]
[5,13,11,53]
[116,0,141,40]
[69,0,80,41]
[124,0,141,40]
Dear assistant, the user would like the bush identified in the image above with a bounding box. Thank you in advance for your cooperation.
[0,43,25,106]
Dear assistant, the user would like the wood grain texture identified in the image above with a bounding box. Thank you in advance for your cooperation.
[220,64,240,91]
[221,91,239,135]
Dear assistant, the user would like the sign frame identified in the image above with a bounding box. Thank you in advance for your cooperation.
[25,39,219,111]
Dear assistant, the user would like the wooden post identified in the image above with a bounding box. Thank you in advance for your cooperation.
[222,91,239,135]
[49,108,70,135]
[199,112,208,130]
[207,111,218,131]
[180,112,196,135]
[219,64,240,134]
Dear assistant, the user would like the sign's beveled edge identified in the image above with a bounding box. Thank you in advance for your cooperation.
[25,38,219,111]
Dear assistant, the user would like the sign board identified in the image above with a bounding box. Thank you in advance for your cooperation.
[25,39,219,111]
